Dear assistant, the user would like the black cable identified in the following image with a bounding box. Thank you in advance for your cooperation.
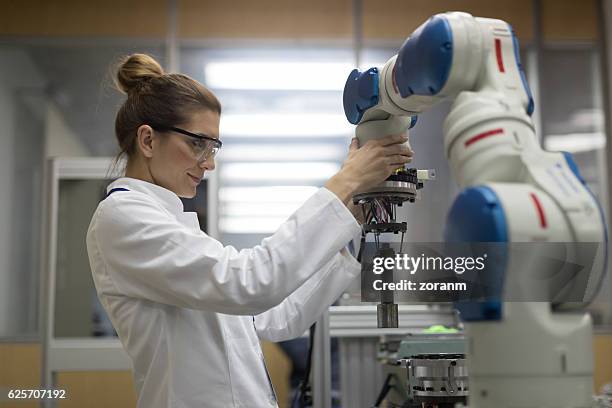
[384,199,392,221]
[292,324,316,408]
[361,204,367,225]
[365,203,374,224]
[357,230,367,263]
[371,373,395,408]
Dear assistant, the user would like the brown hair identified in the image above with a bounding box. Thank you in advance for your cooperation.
[113,53,221,160]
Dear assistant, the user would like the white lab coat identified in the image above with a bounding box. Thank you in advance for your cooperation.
[86,177,361,408]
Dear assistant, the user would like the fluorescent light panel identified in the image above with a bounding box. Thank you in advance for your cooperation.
[221,162,339,181]
[219,143,346,162]
[219,186,318,203]
[220,216,288,234]
[222,202,303,217]
[205,61,354,91]
[545,132,606,153]
[220,113,353,137]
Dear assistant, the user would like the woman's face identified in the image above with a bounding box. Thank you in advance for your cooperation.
[150,109,221,198]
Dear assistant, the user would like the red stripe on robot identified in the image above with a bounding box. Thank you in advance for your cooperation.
[529,192,547,228]
[464,128,504,147]
[495,38,505,73]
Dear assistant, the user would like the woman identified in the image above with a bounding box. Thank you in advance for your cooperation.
[86,53,412,408]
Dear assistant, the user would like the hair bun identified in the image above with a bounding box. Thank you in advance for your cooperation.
[115,53,164,94]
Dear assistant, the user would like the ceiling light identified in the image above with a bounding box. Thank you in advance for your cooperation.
[219,186,318,203]
[221,162,339,181]
[205,61,354,91]
[218,143,345,161]
[220,113,353,137]
[220,216,289,234]
[545,132,605,153]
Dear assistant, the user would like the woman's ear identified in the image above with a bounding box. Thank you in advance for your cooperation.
[136,125,155,159]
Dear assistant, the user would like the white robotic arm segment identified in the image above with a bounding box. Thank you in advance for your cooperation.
[343,12,534,144]
[396,12,533,113]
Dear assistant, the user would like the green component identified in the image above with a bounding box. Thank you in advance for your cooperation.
[423,325,459,334]
[397,334,465,358]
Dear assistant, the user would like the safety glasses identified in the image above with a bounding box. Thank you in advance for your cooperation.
[154,126,222,162]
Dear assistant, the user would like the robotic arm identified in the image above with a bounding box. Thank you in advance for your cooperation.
[344,12,533,142]
[344,12,608,408]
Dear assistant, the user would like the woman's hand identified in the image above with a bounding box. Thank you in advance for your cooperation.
[324,134,413,205]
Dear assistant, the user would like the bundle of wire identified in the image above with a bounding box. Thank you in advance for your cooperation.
[357,197,406,258]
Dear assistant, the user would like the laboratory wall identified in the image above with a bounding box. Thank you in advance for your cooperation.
[0,0,599,41]
[0,47,92,339]
[0,48,45,337]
